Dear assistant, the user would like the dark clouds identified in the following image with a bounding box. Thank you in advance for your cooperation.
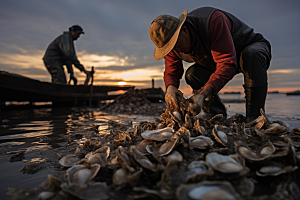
[0,0,299,92]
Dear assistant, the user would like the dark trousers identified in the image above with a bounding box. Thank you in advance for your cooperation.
[185,41,271,90]
[43,59,67,84]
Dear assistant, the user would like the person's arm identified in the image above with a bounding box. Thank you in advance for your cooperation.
[59,33,85,72]
[202,10,238,96]
[164,51,184,90]
[163,51,185,110]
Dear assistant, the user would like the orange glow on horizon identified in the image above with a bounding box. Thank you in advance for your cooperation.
[118,82,127,86]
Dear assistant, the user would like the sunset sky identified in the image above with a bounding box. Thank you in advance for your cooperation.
[0,0,299,95]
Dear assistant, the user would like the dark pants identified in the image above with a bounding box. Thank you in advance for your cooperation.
[185,41,271,121]
[185,41,271,90]
[43,59,67,84]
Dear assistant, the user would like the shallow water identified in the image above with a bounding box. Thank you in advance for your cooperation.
[0,93,299,199]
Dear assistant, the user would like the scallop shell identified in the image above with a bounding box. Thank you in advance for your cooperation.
[141,127,174,141]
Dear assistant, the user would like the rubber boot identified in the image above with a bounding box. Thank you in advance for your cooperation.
[243,84,268,122]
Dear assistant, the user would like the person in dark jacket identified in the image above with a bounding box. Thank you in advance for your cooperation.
[43,25,89,84]
[149,7,271,122]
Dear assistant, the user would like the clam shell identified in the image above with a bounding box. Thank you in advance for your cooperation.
[141,127,174,141]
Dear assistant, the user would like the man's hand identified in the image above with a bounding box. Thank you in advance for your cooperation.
[188,85,213,116]
[69,73,78,85]
[165,85,183,111]
[188,93,205,116]
[83,68,91,76]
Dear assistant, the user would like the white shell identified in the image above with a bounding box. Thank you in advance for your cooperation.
[59,154,80,167]
[206,152,244,174]
[67,164,100,185]
[141,127,174,141]
[212,125,228,146]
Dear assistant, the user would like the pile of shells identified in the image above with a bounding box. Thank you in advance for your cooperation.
[101,88,166,116]
[36,96,300,200]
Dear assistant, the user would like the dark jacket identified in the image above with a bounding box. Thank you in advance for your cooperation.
[43,32,84,73]
[173,6,270,69]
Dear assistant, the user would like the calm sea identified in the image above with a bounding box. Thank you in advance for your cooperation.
[0,93,299,199]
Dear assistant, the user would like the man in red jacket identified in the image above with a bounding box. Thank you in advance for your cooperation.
[149,7,271,122]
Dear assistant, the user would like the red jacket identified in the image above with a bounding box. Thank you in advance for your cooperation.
[164,10,237,94]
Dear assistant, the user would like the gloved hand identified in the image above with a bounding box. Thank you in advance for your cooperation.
[69,73,78,85]
[165,85,183,111]
[188,93,205,117]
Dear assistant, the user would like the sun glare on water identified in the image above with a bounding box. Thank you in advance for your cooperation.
[118,82,127,86]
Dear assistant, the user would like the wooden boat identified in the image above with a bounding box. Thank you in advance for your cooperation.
[0,70,134,106]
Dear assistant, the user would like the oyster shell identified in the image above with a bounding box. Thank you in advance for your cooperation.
[212,125,228,146]
[84,146,110,165]
[185,161,214,183]
[112,168,129,185]
[206,152,244,174]
[166,150,183,163]
[190,136,214,150]
[67,164,100,185]
[151,133,180,157]
[112,168,142,186]
[260,140,276,155]
[38,191,54,200]
[136,140,153,155]
[116,146,135,172]
[141,127,174,141]
[256,165,298,177]
[59,154,80,167]
[194,119,207,135]
[131,146,157,172]
[176,181,241,200]
[264,121,289,134]
[61,182,109,200]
